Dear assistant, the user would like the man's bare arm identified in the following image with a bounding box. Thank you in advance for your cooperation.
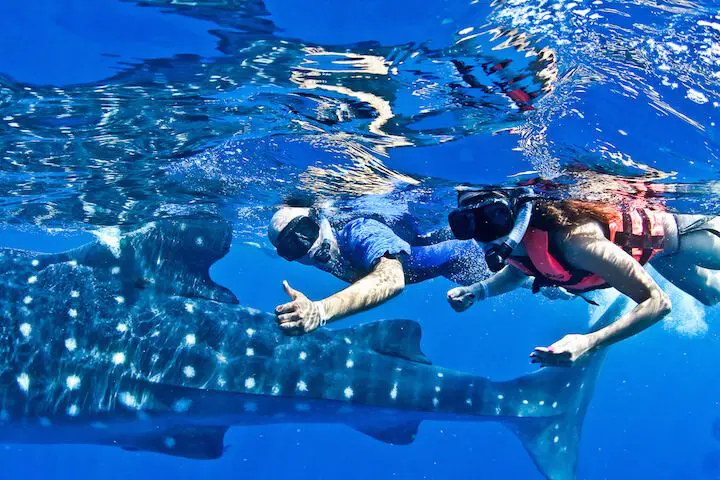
[320,256,405,321]
[276,256,405,334]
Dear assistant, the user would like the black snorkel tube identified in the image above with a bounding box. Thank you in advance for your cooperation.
[483,193,534,272]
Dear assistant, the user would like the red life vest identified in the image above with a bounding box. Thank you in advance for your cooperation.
[506,208,666,293]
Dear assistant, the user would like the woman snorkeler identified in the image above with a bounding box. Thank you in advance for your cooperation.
[446,188,720,367]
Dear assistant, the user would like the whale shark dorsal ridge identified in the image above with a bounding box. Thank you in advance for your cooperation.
[73,216,239,304]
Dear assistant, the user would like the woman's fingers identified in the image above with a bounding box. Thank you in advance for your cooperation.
[531,348,572,367]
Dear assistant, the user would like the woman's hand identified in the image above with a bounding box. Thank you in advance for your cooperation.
[447,286,477,312]
[275,280,322,335]
[530,333,597,367]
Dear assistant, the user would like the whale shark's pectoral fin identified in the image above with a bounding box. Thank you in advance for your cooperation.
[349,420,421,445]
[121,426,229,460]
[71,216,239,304]
[350,320,431,365]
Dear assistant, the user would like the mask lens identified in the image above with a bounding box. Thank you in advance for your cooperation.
[276,216,320,261]
[473,203,514,242]
[448,209,476,240]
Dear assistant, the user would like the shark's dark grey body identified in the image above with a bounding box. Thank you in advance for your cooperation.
[0,218,621,479]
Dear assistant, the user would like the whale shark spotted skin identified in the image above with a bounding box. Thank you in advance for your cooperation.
[0,218,620,479]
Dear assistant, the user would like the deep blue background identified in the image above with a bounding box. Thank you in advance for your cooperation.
[1,0,719,478]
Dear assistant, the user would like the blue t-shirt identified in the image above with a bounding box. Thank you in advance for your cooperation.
[336,218,484,285]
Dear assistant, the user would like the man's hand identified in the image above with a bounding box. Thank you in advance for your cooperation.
[447,286,477,312]
[275,280,322,335]
[530,333,596,367]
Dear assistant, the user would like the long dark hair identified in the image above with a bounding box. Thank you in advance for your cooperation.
[531,199,620,230]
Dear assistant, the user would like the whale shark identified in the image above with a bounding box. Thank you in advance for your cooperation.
[0,217,619,479]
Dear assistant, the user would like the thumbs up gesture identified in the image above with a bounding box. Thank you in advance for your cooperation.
[275,280,322,335]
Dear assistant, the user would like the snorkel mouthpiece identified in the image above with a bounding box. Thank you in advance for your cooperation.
[312,240,332,264]
[484,197,533,272]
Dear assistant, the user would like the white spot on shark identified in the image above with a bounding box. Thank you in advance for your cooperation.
[497,394,504,400]
[435,386,441,393]
[111,266,120,275]
[522,400,529,405]
[184,303,195,313]
[17,373,29,392]
[114,296,125,304]
[67,405,79,417]
[22,296,32,305]
[164,437,176,449]
[344,337,352,345]
[66,375,81,390]
[271,385,281,396]
[172,398,192,412]
[31,259,39,267]
[432,398,439,407]
[217,377,227,388]
[68,308,77,318]
[245,377,256,389]
[116,323,128,333]
[19,323,31,337]
[553,436,560,444]
[466,398,473,406]
[539,400,545,406]
[185,334,196,346]
[344,387,354,399]
[70,290,80,298]
[195,236,204,246]
[112,352,126,365]
[346,359,354,368]
[299,351,307,360]
[390,383,398,400]
[245,348,254,357]
[27,276,37,284]
[437,373,444,378]
[246,328,255,337]
[552,401,558,408]
[216,353,228,363]
[183,366,196,378]
[297,380,308,392]
[65,338,77,351]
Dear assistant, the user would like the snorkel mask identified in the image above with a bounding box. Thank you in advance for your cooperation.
[274,209,333,264]
[448,187,535,272]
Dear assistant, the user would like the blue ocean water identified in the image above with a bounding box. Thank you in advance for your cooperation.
[0,0,719,479]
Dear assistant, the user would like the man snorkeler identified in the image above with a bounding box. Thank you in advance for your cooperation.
[267,206,486,334]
